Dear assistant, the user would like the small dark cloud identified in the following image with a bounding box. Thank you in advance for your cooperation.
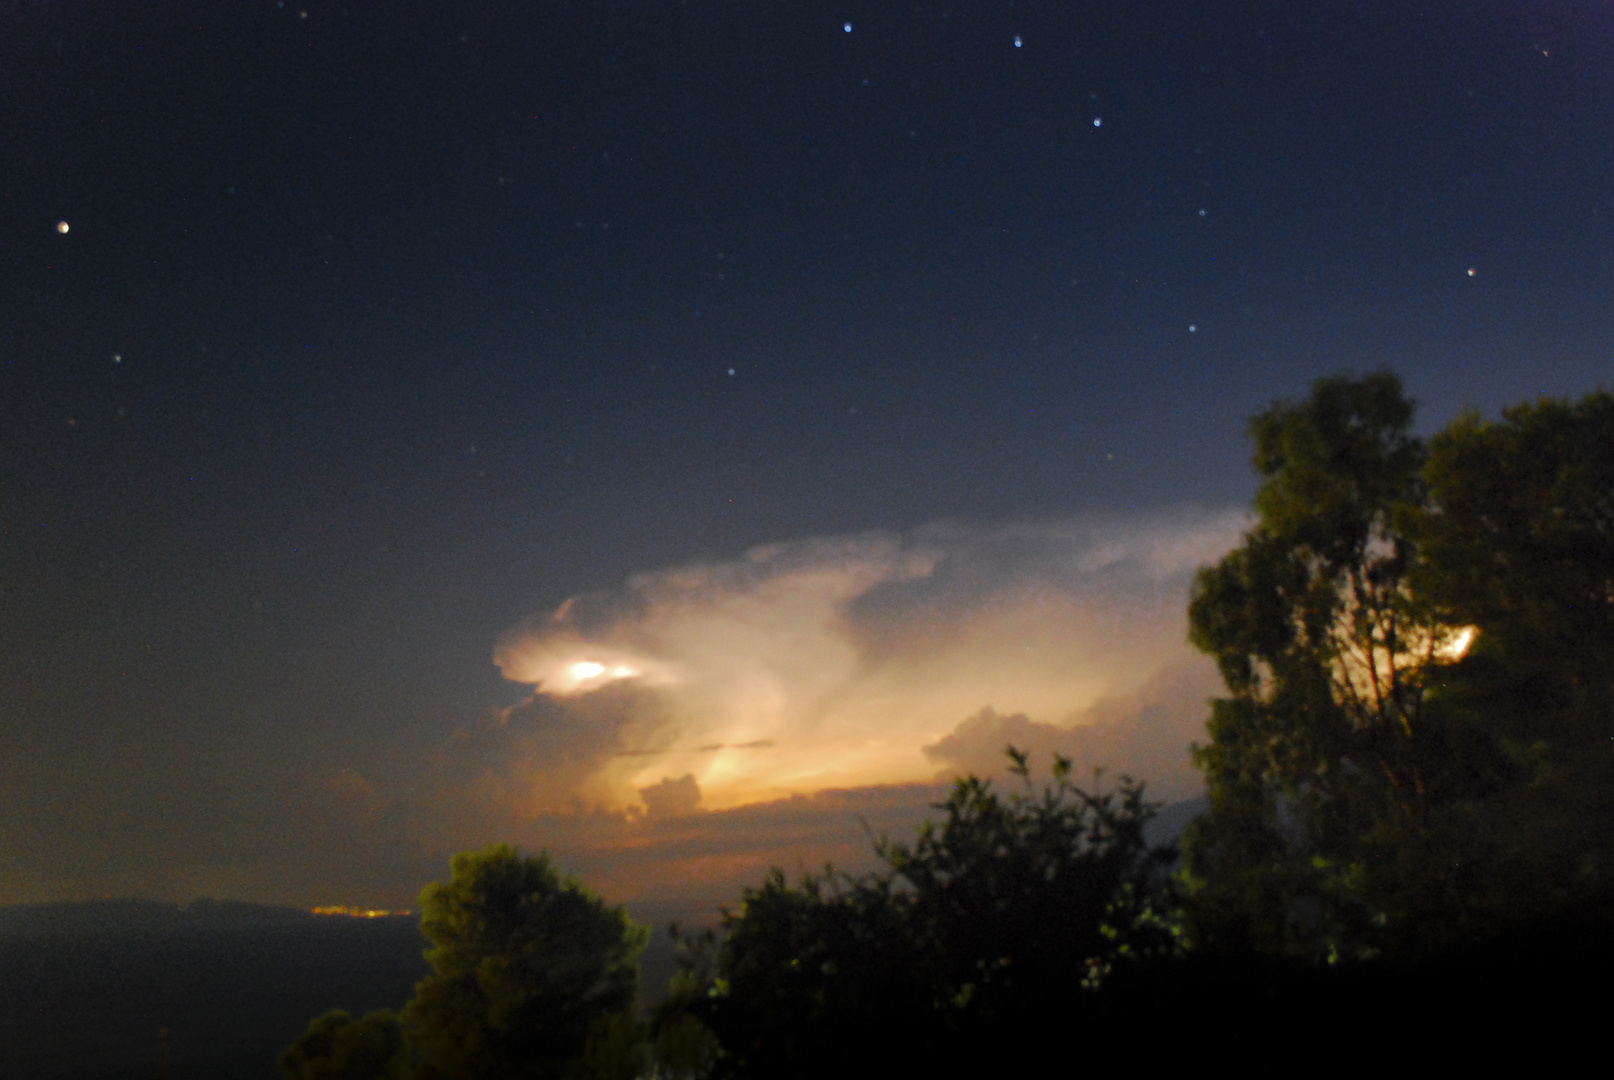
[639,774,701,818]
[523,783,948,910]
[325,767,384,827]
[923,659,1217,802]
[925,707,1061,771]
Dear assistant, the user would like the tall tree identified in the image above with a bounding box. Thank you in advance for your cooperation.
[1409,391,1614,922]
[1184,375,1614,960]
[1183,372,1442,958]
[404,844,648,1080]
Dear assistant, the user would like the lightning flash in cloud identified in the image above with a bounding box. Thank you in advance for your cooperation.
[491,511,1244,816]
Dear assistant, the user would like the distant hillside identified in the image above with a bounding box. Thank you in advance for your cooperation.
[0,900,425,1080]
[0,897,321,937]
[0,798,1209,1078]
[0,895,711,1078]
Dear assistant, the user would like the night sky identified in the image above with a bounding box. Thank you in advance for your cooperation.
[4,1,1612,910]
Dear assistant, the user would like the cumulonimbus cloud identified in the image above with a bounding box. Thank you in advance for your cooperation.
[489,510,1245,815]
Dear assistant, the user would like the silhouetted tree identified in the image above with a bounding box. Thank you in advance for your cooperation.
[280,1009,410,1080]
[1407,390,1614,924]
[881,751,1180,1029]
[403,844,648,1080]
[1183,371,1433,958]
[659,751,1174,1077]
[1184,374,1614,960]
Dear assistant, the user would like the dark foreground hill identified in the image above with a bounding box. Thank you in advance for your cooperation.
[0,900,426,1080]
[0,896,707,1080]
[0,798,1202,1078]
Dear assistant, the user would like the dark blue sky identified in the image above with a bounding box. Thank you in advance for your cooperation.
[3,1,1612,905]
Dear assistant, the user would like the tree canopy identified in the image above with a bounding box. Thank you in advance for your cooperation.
[661,752,1176,1077]
[283,844,648,1080]
[1410,391,1614,923]
[280,1009,411,1080]
[1183,374,1614,960]
[405,844,648,1080]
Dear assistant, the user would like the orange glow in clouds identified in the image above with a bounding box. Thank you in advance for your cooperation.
[498,637,674,695]
[495,517,1249,814]
[311,906,412,918]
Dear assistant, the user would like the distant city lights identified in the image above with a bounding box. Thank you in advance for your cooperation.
[311,905,412,918]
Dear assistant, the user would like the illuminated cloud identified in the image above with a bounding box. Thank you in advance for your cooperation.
[492,511,1244,815]
[921,658,1220,802]
[639,774,702,819]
